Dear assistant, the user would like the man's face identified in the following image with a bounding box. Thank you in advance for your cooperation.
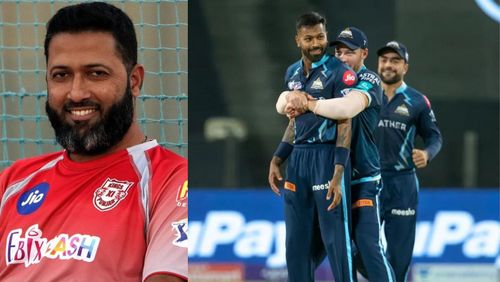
[377,51,408,85]
[295,23,328,63]
[45,31,134,155]
[335,44,367,71]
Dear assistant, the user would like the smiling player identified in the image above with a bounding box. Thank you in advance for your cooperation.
[0,3,187,281]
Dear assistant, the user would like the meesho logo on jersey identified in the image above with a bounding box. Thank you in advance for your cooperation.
[6,224,100,267]
[93,178,134,212]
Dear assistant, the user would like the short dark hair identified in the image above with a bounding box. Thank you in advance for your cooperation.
[296,12,326,31]
[44,2,137,73]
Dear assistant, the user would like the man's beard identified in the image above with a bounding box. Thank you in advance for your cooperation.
[303,47,325,63]
[46,84,134,156]
[379,69,403,85]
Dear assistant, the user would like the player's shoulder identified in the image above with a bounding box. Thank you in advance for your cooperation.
[325,55,346,70]
[358,67,380,78]
[319,55,355,84]
[146,145,187,203]
[146,145,187,174]
[404,84,432,108]
[357,67,381,84]
[285,60,302,77]
[0,151,64,187]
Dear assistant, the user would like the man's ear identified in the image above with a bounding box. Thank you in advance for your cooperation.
[129,64,145,97]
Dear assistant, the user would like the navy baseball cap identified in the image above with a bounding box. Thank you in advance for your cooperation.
[330,27,368,50]
[377,41,409,62]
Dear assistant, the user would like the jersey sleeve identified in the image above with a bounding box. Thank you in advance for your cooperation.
[352,71,383,108]
[0,167,10,196]
[142,158,188,281]
[333,63,357,98]
[284,62,301,90]
[284,66,292,88]
[416,95,443,161]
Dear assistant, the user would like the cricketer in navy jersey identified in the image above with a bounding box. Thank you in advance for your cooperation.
[349,65,383,183]
[269,12,357,282]
[376,41,442,282]
[376,82,442,172]
[284,53,357,144]
[330,27,395,282]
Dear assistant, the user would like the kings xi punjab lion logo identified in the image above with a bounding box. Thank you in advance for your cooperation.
[93,178,134,212]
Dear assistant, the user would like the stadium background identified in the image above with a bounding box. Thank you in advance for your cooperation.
[0,0,188,170]
[189,0,499,281]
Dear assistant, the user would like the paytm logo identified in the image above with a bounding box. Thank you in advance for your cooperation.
[413,211,499,259]
[189,210,499,267]
[189,211,286,267]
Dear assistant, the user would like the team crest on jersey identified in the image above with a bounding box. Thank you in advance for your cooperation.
[172,219,188,248]
[287,80,302,90]
[176,180,188,207]
[311,77,324,90]
[394,104,410,116]
[93,178,134,212]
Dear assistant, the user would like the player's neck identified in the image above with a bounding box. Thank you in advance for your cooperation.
[68,122,146,163]
[302,57,313,76]
[353,63,363,73]
[383,80,403,101]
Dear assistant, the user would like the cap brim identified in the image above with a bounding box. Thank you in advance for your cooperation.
[377,46,406,61]
[329,39,359,50]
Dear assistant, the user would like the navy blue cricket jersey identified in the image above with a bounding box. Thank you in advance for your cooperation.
[285,54,357,145]
[375,82,442,172]
[350,66,383,184]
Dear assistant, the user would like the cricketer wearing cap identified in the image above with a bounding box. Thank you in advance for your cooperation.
[269,12,357,282]
[375,41,442,282]
[329,27,396,282]
[285,26,396,281]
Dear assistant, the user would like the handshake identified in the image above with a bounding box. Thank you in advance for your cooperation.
[278,90,317,119]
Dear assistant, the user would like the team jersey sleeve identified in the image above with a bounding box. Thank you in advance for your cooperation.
[284,62,300,90]
[284,67,291,88]
[0,167,9,196]
[333,64,357,98]
[416,95,443,161]
[351,71,383,108]
[142,159,188,281]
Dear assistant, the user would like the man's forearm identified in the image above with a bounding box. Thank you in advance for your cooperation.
[336,118,351,148]
[308,91,368,120]
[273,119,295,163]
[424,134,443,161]
[282,119,295,144]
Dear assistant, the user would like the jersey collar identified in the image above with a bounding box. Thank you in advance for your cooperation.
[356,65,367,74]
[301,54,329,69]
[395,81,408,95]
[311,54,329,68]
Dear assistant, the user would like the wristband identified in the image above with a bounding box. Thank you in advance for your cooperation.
[273,142,293,161]
[334,147,350,167]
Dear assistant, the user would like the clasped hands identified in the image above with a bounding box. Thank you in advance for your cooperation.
[284,90,315,118]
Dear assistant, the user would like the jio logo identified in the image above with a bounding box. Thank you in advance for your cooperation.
[17,182,49,215]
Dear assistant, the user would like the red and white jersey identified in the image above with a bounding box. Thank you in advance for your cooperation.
[0,140,187,281]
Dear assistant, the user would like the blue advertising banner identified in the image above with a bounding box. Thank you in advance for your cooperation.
[189,189,499,280]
